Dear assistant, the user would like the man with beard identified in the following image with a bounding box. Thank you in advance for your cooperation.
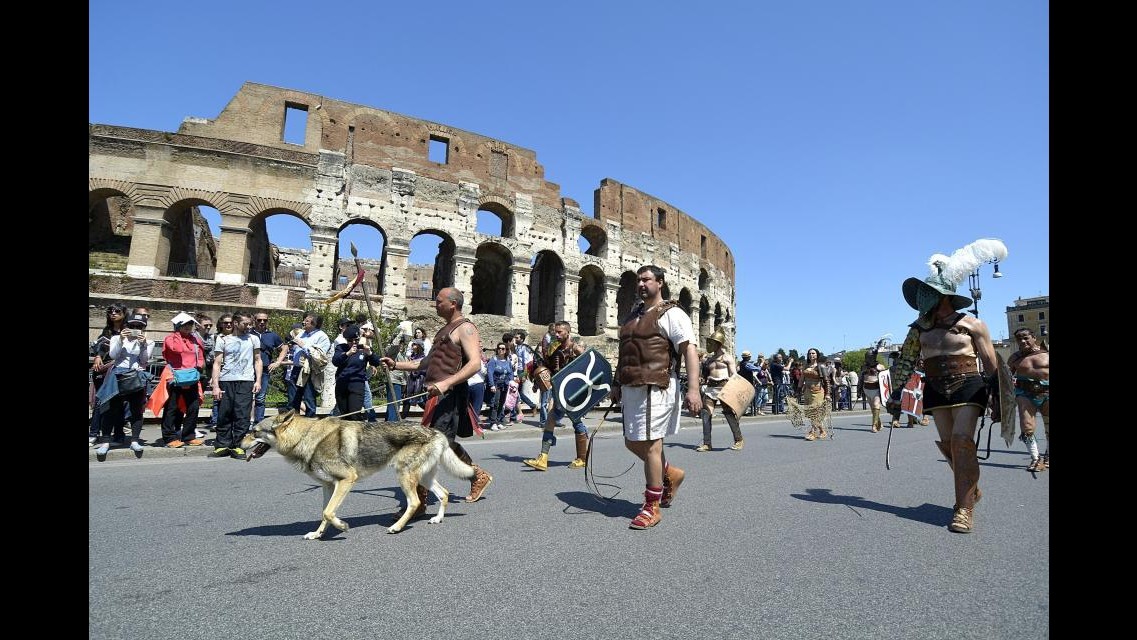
[609,266,702,530]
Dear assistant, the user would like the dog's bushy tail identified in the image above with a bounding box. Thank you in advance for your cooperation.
[439,439,477,480]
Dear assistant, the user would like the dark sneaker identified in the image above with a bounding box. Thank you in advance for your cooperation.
[230,447,247,460]
[208,447,231,458]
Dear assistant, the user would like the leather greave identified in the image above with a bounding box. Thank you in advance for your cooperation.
[725,408,742,442]
[575,432,589,460]
[950,435,980,510]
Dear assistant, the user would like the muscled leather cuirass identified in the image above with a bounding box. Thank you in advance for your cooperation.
[617,301,679,389]
[425,318,471,384]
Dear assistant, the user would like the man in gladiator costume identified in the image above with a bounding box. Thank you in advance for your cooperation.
[861,344,885,432]
[522,320,589,471]
[1008,328,1049,472]
[381,287,493,512]
[695,329,745,452]
[610,266,702,530]
[887,239,1006,534]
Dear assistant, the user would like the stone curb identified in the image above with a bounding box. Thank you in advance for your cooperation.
[90,410,874,462]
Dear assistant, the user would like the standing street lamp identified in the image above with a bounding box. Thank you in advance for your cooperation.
[967,258,1003,317]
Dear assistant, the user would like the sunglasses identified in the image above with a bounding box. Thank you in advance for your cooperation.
[107,309,124,314]
[256,318,269,322]
[219,321,233,326]
[202,324,213,329]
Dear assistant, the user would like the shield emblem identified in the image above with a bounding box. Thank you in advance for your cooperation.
[550,349,614,423]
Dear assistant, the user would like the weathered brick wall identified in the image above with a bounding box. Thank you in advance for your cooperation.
[90,82,738,350]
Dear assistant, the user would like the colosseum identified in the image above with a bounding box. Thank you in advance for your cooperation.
[89,82,737,354]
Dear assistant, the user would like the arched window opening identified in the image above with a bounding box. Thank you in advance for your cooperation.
[528,251,565,325]
[577,266,606,336]
[471,243,512,315]
[616,271,638,323]
[409,230,455,301]
[475,203,515,238]
[261,213,312,287]
[336,222,387,297]
[165,201,219,279]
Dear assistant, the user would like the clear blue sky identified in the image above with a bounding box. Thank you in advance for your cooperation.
[90,0,1049,355]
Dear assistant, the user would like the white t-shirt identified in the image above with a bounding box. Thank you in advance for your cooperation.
[215,333,261,382]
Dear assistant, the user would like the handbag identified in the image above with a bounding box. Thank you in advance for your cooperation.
[116,370,146,395]
[172,368,200,386]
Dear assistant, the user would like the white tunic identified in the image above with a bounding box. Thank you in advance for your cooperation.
[621,306,696,441]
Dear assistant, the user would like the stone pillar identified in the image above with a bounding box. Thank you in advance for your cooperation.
[383,241,410,319]
[563,272,580,327]
[214,218,251,284]
[604,279,622,341]
[510,258,532,323]
[307,226,338,296]
[321,360,337,410]
[125,205,169,278]
[452,247,476,306]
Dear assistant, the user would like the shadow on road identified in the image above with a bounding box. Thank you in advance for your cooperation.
[790,488,952,527]
[556,490,638,519]
[491,452,576,470]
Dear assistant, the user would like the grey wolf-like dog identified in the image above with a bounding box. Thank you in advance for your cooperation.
[241,410,482,538]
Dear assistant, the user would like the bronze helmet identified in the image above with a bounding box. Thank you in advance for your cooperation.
[706,328,727,350]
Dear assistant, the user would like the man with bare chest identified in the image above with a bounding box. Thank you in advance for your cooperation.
[889,241,1005,534]
[696,329,744,452]
[1007,328,1049,471]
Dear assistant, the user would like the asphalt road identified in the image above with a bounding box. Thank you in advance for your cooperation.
[89,412,1049,639]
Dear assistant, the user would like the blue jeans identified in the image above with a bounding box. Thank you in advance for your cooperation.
[552,405,588,435]
[755,385,769,412]
[489,382,509,424]
[539,389,551,424]
[362,381,376,421]
[253,380,269,423]
[385,383,404,421]
[289,380,318,417]
[467,382,486,424]
[773,384,788,414]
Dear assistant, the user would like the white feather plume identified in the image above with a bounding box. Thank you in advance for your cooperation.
[926,238,1008,286]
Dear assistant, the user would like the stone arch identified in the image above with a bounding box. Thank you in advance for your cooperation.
[411,228,456,300]
[699,268,710,291]
[246,208,307,284]
[472,242,512,315]
[616,271,638,323]
[334,219,388,295]
[477,198,515,238]
[579,223,607,257]
[528,250,564,325]
[88,187,134,271]
[163,197,221,279]
[678,288,693,316]
[699,296,712,341]
[661,282,671,300]
[714,302,724,330]
[577,265,606,336]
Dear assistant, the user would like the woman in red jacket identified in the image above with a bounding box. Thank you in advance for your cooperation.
[160,312,206,448]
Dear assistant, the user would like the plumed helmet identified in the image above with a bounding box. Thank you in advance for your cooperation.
[902,239,1007,315]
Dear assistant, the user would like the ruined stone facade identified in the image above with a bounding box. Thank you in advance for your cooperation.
[89,82,737,351]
